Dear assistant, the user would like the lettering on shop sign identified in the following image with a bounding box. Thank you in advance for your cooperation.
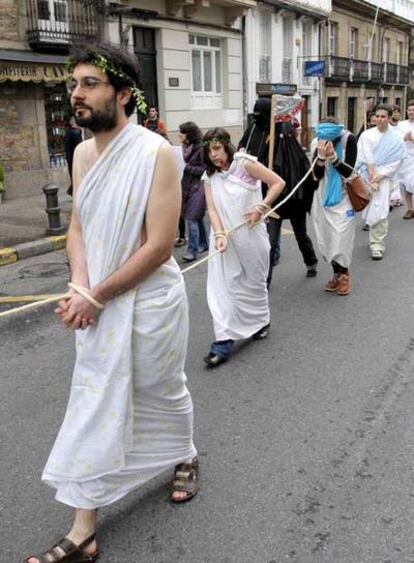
[0,61,68,83]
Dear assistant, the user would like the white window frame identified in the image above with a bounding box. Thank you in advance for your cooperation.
[38,0,69,35]
[189,34,222,109]
[350,27,358,59]
[329,22,338,56]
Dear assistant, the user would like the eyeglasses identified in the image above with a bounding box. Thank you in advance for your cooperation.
[66,77,111,95]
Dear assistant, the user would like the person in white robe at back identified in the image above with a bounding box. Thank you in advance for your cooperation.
[357,104,406,261]
[396,100,414,219]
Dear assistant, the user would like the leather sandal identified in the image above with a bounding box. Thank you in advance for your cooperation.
[23,533,98,563]
[170,457,200,504]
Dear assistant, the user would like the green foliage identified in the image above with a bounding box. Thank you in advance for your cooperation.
[66,51,147,114]
[0,164,5,189]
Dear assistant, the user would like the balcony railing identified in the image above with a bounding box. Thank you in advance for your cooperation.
[326,56,409,86]
[27,0,98,50]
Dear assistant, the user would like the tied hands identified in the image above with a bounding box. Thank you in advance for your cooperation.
[55,290,98,330]
[368,166,381,191]
[317,140,336,160]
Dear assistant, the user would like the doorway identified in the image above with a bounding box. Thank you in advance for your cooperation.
[133,27,158,122]
[347,97,356,133]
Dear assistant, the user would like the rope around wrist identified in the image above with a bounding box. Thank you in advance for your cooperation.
[214,230,228,240]
[68,283,105,310]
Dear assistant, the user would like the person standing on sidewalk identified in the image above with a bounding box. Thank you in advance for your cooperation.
[202,128,285,367]
[357,104,406,260]
[64,116,82,196]
[396,100,414,219]
[143,105,167,134]
[178,121,208,262]
[24,43,199,563]
[311,118,357,296]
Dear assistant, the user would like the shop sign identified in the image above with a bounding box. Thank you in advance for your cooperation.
[256,83,297,96]
[304,60,325,77]
[0,61,69,83]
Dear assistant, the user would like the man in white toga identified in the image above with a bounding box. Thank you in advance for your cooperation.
[357,104,406,260]
[24,43,199,563]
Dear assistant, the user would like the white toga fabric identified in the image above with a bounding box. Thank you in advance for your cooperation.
[310,134,356,268]
[357,127,401,226]
[42,124,196,509]
[396,120,414,194]
[204,153,270,341]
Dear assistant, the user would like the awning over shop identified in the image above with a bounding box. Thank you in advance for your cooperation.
[0,49,69,83]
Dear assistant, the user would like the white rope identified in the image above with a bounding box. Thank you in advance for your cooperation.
[182,158,317,274]
[0,160,317,318]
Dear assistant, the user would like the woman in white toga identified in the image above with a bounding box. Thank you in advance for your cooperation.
[201,128,285,367]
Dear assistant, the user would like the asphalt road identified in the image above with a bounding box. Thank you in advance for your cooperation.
[1,208,414,563]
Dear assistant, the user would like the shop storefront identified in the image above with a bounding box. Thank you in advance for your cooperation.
[0,50,71,198]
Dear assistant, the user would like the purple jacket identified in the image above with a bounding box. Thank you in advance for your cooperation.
[181,143,207,221]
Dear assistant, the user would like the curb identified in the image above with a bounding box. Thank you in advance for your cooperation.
[0,235,66,266]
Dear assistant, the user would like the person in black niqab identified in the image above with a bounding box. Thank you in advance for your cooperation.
[239,98,318,287]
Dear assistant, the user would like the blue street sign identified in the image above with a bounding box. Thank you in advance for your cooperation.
[304,60,325,77]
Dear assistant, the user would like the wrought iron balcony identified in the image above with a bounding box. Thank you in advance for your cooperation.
[26,0,99,51]
[326,56,409,86]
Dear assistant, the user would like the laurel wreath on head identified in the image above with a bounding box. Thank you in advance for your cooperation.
[202,135,231,147]
[66,52,147,114]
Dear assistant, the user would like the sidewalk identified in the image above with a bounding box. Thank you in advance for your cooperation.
[0,191,71,265]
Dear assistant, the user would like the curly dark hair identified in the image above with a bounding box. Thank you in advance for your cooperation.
[179,121,202,145]
[68,42,141,117]
[202,127,235,176]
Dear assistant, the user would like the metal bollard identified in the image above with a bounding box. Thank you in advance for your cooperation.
[42,182,65,236]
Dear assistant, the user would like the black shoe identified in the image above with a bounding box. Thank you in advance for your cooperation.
[306,265,317,278]
[203,352,227,367]
[182,254,197,262]
[362,224,369,231]
[252,324,270,340]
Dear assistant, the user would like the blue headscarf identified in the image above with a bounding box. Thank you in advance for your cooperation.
[315,122,345,207]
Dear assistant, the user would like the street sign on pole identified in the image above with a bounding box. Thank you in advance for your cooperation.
[304,60,325,77]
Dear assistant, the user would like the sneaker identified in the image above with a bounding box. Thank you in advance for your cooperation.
[324,273,340,292]
[182,253,197,262]
[336,272,351,295]
[371,249,384,260]
[306,265,317,278]
[198,245,209,254]
[174,238,186,247]
[203,352,227,368]
[252,324,270,340]
[362,224,369,231]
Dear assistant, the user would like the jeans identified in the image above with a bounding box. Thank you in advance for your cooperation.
[210,339,234,360]
[187,218,208,256]
[178,217,185,240]
[267,211,318,274]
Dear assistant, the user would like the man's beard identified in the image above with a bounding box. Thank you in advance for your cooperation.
[74,96,118,132]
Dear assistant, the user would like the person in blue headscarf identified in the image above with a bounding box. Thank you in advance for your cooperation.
[357,104,406,260]
[310,117,358,295]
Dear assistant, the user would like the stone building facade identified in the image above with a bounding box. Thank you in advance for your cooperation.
[0,0,99,199]
[105,0,256,143]
[244,0,331,148]
[322,0,412,133]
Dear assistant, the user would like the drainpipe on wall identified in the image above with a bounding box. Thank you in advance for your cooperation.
[241,14,248,131]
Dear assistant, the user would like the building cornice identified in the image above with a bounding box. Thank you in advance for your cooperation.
[260,0,331,18]
[333,0,413,32]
